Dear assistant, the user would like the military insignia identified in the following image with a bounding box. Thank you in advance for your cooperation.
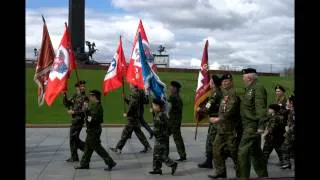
[205,102,211,109]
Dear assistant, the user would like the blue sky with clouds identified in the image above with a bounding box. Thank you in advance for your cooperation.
[26,0,294,72]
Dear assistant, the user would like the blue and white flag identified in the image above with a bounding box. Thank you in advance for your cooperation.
[138,33,166,101]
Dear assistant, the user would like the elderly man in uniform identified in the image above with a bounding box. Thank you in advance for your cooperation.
[237,68,268,179]
[75,90,117,171]
[197,75,223,168]
[63,80,87,162]
[167,81,187,161]
[208,72,242,179]
[110,84,152,153]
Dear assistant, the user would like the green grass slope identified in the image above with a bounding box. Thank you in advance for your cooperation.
[26,67,294,124]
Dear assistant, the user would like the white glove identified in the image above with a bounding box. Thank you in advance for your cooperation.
[285,126,289,132]
[87,116,92,122]
[205,102,211,109]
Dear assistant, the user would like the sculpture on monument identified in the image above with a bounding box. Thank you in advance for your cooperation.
[74,41,99,64]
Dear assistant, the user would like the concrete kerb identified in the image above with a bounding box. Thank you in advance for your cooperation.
[25,123,210,128]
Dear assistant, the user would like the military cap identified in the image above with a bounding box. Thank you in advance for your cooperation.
[242,68,257,74]
[212,75,221,87]
[152,98,165,107]
[220,72,233,81]
[75,80,86,87]
[274,85,286,92]
[170,81,182,89]
[89,89,101,99]
[268,104,280,112]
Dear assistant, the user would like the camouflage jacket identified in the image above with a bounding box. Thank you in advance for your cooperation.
[265,113,285,139]
[275,96,289,125]
[217,88,242,134]
[153,111,169,139]
[198,89,223,118]
[240,81,268,130]
[285,109,295,137]
[168,93,183,126]
[125,90,141,124]
[63,93,88,119]
[85,102,103,129]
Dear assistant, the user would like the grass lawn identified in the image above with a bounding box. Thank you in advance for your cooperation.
[26,67,294,124]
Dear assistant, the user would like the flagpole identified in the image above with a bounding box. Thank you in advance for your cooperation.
[119,35,127,114]
[194,113,199,140]
[65,22,80,86]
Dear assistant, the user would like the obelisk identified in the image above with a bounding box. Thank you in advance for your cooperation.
[68,0,85,54]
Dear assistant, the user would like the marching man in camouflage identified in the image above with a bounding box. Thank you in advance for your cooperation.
[262,104,285,166]
[63,80,87,162]
[237,68,268,179]
[75,90,117,171]
[281,95,295,169]
[149,98,178,175]
[167,81,187,161]
[197,75,223,168]
[208,72,242,179]
[110,84,152,153]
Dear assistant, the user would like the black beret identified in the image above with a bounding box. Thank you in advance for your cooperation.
[275,85,286,92]
[242,68,257,74]
[211,75,221,87]
[75,80,86,87]
[268,104,280,112]
[89,89,101,99]
[220,72,233,81]
[152,98,165,107]
[289,95,295,102]
[170,81,181,89]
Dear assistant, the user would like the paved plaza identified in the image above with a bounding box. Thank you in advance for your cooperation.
[26,127,295,180]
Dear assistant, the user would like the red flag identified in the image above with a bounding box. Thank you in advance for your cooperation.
[103,36,127,95]
[33,15,55,106]
[126,19,156,89]
[44,23,77,106]
[194,40,213,122]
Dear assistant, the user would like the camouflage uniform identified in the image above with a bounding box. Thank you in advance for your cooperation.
[198,89,223,168]
[151,111,177,173]
[78,101,116,170]
[138,90,154,137]
[63,93,87,161]
[168,93,186,160]
[112,89,151,152]
[262,111,285,165]
[281,109,295,169]
[238,80,268,178]
[211,88,242,177]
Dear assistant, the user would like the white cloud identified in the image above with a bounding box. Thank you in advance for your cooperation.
[26,0,294,72]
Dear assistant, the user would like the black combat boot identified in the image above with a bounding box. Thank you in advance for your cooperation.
[208,171,227,179]
[171,162,178,175]
[66,157,79,162]
[176,156,187,162]
[140,146,152,153]
[75,165,89,169]
[104,161,117,171]
[149,169,162,175]
[198,153,213,168]
[109,147,122,154]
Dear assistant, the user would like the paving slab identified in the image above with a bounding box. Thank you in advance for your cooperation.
[26,127,295,180]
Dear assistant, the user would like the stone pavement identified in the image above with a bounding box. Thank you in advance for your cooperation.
[26,127,294,180]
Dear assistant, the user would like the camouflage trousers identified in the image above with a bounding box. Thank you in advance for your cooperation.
[140,116,154,136]
[80,127,116,167]
[206,123,218,155]
[116,124,151,150]
[237,129,268,178]
[69,119,85,160]
[153,137,176,170]
[281,133,295,165]
[168,125,187,158]
[262,134,284,164]
[212,132,241,175]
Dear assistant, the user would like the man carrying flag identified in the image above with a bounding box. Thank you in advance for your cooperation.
[194,40,223,169]
[33,15,55,106]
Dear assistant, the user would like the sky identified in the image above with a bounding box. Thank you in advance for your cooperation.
[26,0,294,72]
